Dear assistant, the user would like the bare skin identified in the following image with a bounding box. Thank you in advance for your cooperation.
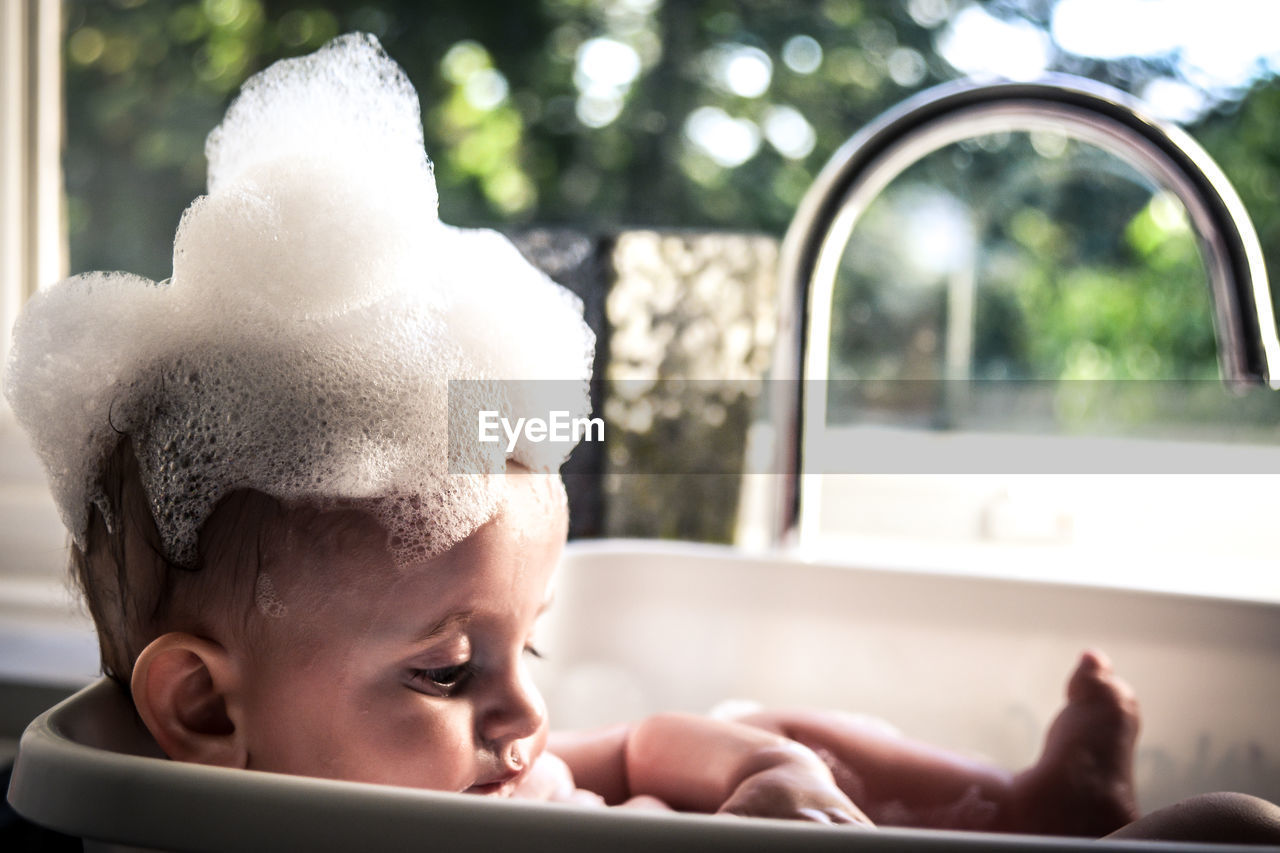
[662,650,1140,836]
[539,713,871,823]
[698,651,1279,843]
[1010,650,1139,836]
[1108,791,1280,845]
[524,651,1144,834]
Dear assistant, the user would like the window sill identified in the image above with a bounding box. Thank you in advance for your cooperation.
[795,531,1280,605]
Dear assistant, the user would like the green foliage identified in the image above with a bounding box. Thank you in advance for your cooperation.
[64,0,951,278]
[1013,194,1216,382]
[61,1,1280,542]
[1194,79,1280,336]
[64,0,1280,292]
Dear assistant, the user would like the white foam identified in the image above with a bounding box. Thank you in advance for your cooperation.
[3,33,594,567]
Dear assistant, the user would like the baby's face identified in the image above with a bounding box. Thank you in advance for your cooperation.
[232,471,565,794]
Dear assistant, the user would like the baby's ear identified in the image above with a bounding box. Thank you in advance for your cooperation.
[131,632,248,768]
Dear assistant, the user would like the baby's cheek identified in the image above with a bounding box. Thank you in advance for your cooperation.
[239,677,344,776]
[380,695,478,790]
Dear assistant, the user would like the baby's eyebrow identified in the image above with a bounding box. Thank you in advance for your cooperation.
[537,596,554,616]
[412,610,474,644]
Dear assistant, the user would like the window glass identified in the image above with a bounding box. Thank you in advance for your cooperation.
[64,2,1280,286]
[801,119,1280,599]
[824,129,1280,443]
[51,1,1280,580]
[831,133,1215,384]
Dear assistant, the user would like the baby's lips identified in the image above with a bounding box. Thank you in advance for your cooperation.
[465,751,529,795]
[464,768,522,795]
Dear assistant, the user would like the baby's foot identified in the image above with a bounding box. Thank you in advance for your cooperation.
[1008,650,1140,836]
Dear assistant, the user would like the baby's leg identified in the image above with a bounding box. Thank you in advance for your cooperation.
[1006,650,1139,836]
[1105,792,1280,845]
[734,650,1141,835]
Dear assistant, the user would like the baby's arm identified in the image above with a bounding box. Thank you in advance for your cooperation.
[546,713,872,824]
[734,708,1014,828]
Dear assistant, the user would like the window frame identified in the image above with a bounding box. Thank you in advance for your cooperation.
[0,0,95,689]
[0,0,63,373]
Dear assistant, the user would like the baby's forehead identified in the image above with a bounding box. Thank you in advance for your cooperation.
[281,502,388,557]
[504,465,568,510]
[258,502,395,598]
[272,471,564,578]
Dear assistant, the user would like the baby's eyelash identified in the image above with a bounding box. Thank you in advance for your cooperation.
[409,662,474,697]
[410,647,542,696]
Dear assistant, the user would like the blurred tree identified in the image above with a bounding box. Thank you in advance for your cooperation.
[61,0,1280,542]
[1195,78,1280,334]
[64,1,1280,301]
[63,0,960,277]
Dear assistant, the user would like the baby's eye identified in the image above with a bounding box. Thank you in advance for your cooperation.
[409,662,473,697]
[524,644,544,660]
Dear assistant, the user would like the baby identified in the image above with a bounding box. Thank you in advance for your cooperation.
[6,34,1278,844]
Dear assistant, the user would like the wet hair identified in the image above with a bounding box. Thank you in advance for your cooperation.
[71,438,288,684]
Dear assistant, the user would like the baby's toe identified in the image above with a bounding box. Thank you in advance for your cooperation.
[1068,650,1138,716]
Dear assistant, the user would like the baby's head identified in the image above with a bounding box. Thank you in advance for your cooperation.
[197,464,567,793]
[4,34,591,793]
[76,435,566,792]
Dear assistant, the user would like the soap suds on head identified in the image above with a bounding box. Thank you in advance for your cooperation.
[3,32,594,568]
[255,573,287,619]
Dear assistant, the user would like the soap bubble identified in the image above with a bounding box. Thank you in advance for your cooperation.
[4,33,594,567]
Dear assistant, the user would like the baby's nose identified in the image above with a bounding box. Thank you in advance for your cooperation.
[477,667,546,750]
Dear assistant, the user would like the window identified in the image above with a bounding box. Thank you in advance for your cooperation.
[775,79,1280,601]
[6,1,1280,609]
[1,0,67,586]
[0,0,95,686]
